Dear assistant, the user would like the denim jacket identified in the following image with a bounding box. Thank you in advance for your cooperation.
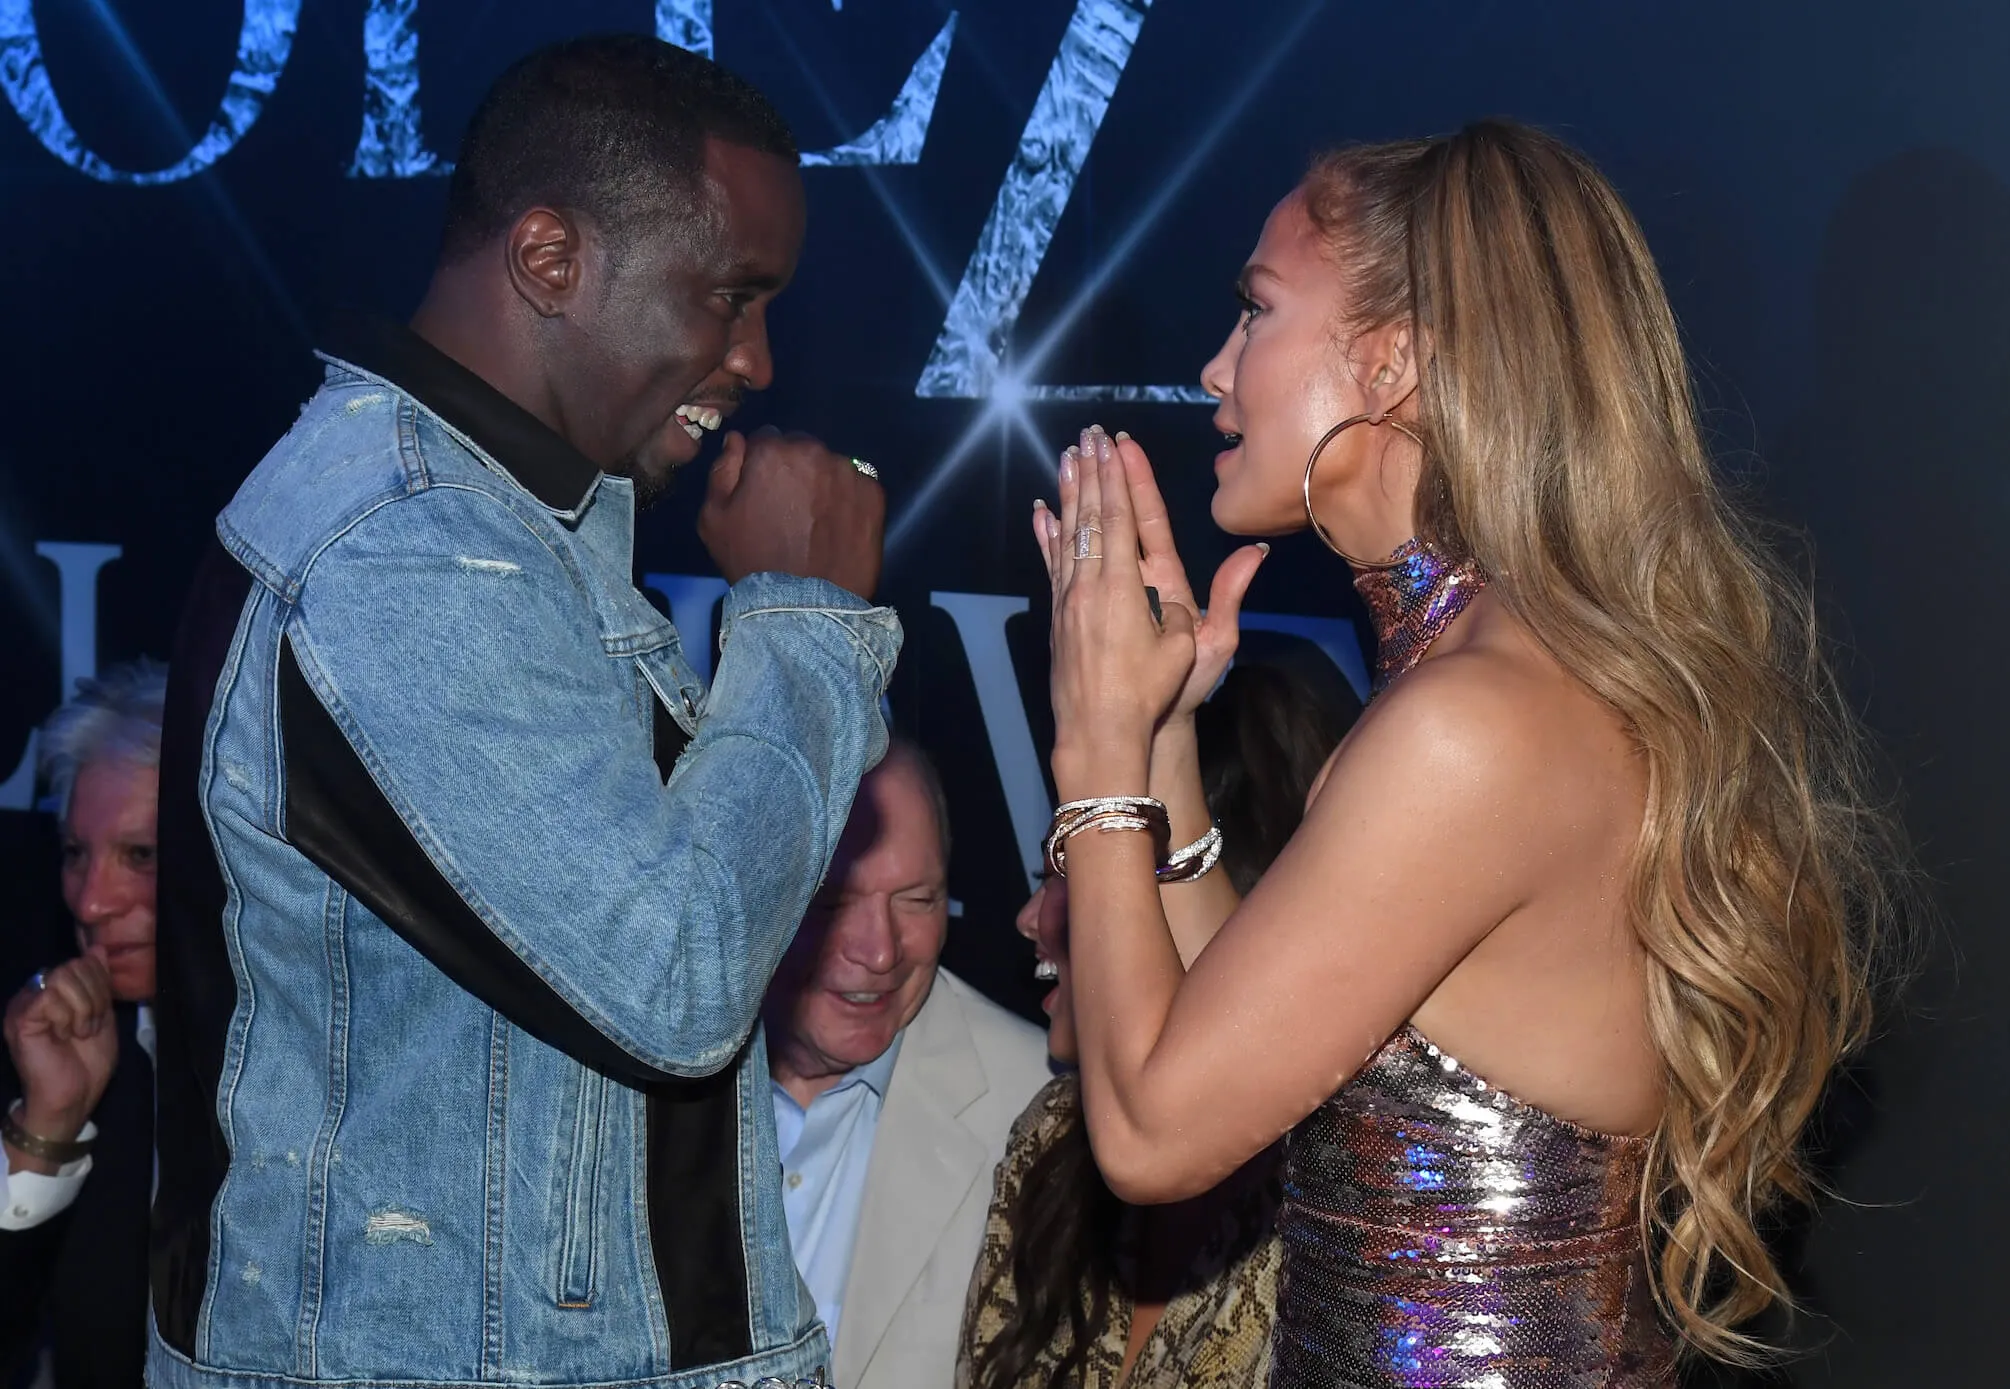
[146,319,901,1389]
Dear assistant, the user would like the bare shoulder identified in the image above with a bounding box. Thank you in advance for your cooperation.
[1327,647,1557,790]
[1310,624,1637,852]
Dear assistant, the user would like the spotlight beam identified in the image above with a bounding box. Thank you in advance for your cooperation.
[1012,0,1327,387]
[888,0,1326,553]
[78,0,310,344]
[759,1,955,306]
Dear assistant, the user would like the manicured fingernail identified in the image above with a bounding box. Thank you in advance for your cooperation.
[1115,430,1132,443]
[1046,512,1060,539]
[1059,450,1076,484]
[1257,542,1271,556]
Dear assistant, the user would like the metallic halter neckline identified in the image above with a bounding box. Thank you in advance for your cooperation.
[1353,537,1486,694]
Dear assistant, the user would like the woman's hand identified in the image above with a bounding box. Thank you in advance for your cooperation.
[1035,426,1198,794]
[1108,432,1268,724]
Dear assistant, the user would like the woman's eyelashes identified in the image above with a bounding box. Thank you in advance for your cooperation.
[1237,289,1267,334]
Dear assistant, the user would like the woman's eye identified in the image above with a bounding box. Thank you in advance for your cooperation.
[1237,294,1265,333]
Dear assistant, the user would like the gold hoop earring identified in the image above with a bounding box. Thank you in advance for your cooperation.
[1301,411,1426,568]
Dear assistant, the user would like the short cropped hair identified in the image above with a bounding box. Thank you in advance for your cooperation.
[439,34,798,263]
[883,736,953,867]
[38,658,168,821]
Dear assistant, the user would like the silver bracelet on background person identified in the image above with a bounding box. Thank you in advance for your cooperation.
[1043,796,1171,878]
[1156,824,1223,883]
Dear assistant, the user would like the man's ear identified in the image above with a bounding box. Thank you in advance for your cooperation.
[504,207,588,318]
[1358,318,1420,419]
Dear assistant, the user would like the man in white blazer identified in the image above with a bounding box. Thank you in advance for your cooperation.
[764,739,1051,1389]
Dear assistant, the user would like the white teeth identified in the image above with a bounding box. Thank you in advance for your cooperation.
[1033,961,1059,981]
[676,404,724,435]
[839,992,884,1004]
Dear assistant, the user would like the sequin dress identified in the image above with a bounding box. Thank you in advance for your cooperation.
[1270,1026,1676,1388]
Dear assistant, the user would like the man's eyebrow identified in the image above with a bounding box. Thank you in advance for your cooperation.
[718,264,785,291]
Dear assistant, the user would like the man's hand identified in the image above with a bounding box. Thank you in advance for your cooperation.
[3,953,118,1175]
[698,428,886,600]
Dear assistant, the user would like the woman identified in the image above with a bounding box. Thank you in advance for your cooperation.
[1032,121,1903,1384]
[960,663,1357,1389]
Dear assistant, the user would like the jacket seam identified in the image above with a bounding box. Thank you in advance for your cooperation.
[314,352,593,523]
[726,607,897,692]
[195,587,265,1362]
[280,631,753,1078]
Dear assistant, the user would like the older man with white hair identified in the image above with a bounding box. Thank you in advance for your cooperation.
[1,659,168,1388]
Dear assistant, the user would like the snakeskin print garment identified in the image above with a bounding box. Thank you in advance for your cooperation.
[1271,1026,1677,1388]
[957,1075,1281,1388]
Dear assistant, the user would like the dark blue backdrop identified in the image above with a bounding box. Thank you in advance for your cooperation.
[2,3,2004,1380]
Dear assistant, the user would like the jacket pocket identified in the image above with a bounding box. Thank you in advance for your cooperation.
[551,1064,606,1308]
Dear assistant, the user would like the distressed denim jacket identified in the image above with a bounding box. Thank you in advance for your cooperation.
[146,320,900,1389]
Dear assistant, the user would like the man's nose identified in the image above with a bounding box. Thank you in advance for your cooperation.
[76,856,134,927]
[836,899,900,974]
[725,310,775,393]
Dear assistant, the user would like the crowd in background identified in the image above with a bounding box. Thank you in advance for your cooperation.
[0,653,1361,1389]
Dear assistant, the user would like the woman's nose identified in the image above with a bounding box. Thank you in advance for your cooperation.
[1014,883,1046,941]
[1200,325,1238,401]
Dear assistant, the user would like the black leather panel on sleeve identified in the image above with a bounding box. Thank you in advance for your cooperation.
[277,638,752,1363]
[278,638,689,1088]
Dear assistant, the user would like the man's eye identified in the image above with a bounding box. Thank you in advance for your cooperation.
[127,844,157,870]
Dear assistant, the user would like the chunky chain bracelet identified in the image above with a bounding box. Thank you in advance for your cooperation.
[1042,796,1172,878]
[1156,824,1223,884]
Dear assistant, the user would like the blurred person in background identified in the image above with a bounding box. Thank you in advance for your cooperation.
[958,661,1358,1388]
[2,660,168,1389]
[765,739,1050,1389]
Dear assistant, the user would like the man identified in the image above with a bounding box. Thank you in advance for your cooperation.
[149,37,898,1389]
[2,662,168,1388]
[764,743,1049,1389]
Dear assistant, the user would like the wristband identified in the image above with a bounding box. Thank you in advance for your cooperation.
[3,1099,92,1165]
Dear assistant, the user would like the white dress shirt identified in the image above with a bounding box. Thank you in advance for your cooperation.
[0,1003,153,1229]
[770,1034,903,1349]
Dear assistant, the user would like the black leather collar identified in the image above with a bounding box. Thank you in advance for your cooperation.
[319,314,601,514]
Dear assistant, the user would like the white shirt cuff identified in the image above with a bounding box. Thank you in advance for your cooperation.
[1,1120,97,1230]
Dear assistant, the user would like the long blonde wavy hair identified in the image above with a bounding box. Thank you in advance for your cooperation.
[1301,121,1906,1363]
